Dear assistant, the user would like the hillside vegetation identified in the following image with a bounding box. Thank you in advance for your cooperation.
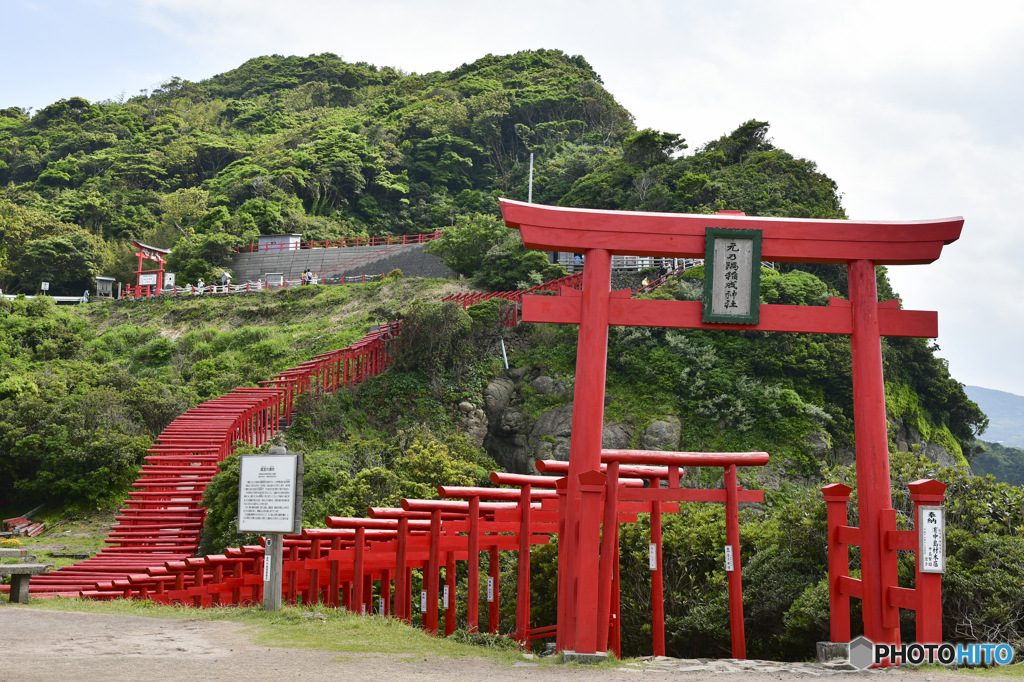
[1,50,844,294]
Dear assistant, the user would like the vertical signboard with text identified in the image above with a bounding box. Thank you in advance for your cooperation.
[702,227,763,325]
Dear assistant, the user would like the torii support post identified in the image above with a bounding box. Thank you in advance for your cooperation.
[425,510,441,634]
[650,477,665,657]
[724,464,746,659]
[908,478,947,645]
[516,484,532,644]
[467,496,480,632]
[488,545,500,634]
[848,259,899,645]
[822,483,853,643]
[560,247,612,653]
[444,549,457,636]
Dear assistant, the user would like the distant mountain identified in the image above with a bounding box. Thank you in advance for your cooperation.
[966,386,1024,448]
[972,440,1024,485]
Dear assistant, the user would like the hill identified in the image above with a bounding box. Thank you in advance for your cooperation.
[1,50,845,295]
[965,385,1024,447]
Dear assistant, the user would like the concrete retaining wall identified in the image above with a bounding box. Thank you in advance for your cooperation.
[227,242,454,283]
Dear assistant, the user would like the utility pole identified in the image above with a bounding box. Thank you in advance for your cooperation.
[528,153,534,204]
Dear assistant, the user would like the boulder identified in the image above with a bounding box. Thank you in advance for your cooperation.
[804,429,832,459]
[461,407,488,448]
[920,441,958,468]
[483,378,515,419]
[528,404,575,462]
[507,366,530,381]
[530,375,568,397]
[603,422,634,449]
[642,417,681,451]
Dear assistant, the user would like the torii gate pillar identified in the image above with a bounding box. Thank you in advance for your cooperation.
[848,259,899,643]
[560,248,612,645]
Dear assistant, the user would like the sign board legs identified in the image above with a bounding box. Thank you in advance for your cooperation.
[263,533,284,611]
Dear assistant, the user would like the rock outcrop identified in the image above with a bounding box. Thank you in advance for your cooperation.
[642,417,681,451]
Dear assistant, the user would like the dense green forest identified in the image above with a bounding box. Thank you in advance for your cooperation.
[1,50,843,294]
[0,49,1002,658]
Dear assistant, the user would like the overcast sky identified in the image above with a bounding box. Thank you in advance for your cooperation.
[3,0,1022,395]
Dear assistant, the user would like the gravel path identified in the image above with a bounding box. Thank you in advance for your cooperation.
[0,608,975,682]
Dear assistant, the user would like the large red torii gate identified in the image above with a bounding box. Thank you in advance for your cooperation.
[500,199,963,656]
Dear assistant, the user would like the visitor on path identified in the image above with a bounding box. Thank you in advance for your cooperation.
[196,278,205,295]
[221,271,232,289]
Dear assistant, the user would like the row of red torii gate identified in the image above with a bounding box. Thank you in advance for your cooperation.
[90,200,962,660]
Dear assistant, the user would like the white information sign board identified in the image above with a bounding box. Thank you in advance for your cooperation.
[725,545,735,572]
[919,506,945,573]
[443,585,449,609]
[238,454,301,533]
[164,273,176,288]
[648,543,657,571]
[421,590,427,612]
[487,577,494,602]
[379,597,384,615]
[138,273,158,286]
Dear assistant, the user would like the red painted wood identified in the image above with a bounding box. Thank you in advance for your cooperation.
[444,547,457,636]
[574,470,607,653]
[822,484,853,643]
[561,248,613,652]
[518,226,948,264]
[596,461,620,655]
[523,297,938,338]
[501,199,961,264]
[425,510,441,634]
[724,464,746,659]
[912,481,946,645]
[516,485,532,643]
[650,477,666,657]
[849,260,899,647]
[468,497,480,633]
[488,545,500,634]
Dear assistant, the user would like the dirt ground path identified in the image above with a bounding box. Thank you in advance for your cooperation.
[0,608,973,682]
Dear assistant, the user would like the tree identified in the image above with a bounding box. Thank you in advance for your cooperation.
[160,187,209,240]
[15,229,102,294]
[425,213,508,277]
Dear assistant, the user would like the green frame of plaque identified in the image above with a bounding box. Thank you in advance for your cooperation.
[702,227,763,325]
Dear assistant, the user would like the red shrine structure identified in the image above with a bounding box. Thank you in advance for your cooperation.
[501,198,962,658]
[129,240,171,297]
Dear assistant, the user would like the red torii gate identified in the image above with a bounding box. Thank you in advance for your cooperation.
[501,199,962,656]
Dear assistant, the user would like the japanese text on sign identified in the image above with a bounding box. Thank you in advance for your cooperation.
[725,545,735,572]
[238,455,298,533]
[919,506,945,573]
[711,237,754,316]
[487,577,494,602]
[648,543,657,571]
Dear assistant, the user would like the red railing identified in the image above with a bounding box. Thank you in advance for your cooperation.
[13,321,398,597]
[235,231,443,254]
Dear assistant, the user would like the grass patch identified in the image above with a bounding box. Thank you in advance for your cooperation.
[3,598,531,664]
